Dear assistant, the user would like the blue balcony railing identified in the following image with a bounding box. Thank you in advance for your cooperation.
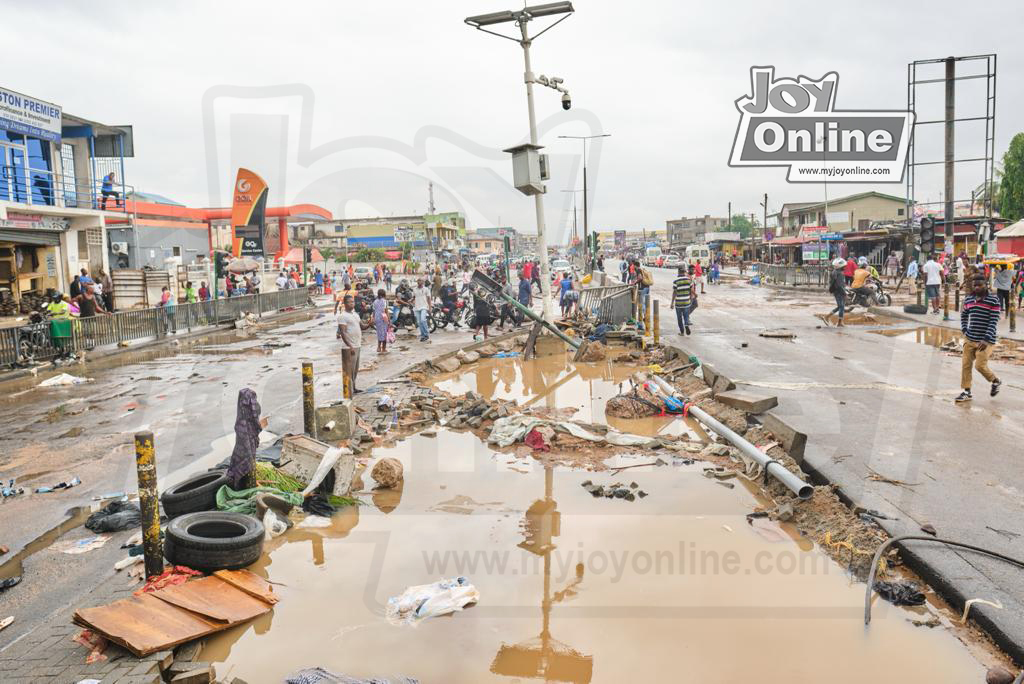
[0,164,133,213]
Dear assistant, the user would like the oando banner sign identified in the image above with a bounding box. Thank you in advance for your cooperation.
[729,67,914,183]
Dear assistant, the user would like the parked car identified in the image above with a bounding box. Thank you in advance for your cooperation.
[663,254,682,268]
[353,265,374,282]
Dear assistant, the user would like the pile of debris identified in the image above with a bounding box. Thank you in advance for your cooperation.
[940,337,1024,365]
[580,479,648,501]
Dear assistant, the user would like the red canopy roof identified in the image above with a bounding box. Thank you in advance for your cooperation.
[281,247,323,263]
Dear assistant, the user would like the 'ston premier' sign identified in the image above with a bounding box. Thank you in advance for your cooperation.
[0,87,62,143]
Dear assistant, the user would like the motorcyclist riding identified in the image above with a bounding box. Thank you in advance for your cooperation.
[438,279,460,327]
[393,279,413,321]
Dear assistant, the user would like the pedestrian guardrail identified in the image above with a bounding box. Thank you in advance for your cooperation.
[757,263,829,289]
[0,287,311,369]
[578,284,636,324]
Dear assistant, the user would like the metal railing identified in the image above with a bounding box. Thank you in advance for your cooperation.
[756,263,829,288]
[0,164,134,213]
[578,283,636,324]
[0,287,311,369]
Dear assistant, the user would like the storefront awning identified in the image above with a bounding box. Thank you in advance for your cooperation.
[0,230,61,246]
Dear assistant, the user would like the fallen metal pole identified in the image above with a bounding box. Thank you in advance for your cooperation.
[134,431,163,578]
[646,374,812,500]
[472,269,581,350]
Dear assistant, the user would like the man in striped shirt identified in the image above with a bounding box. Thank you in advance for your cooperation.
[956,275,1002,403]
[671,266,695,335]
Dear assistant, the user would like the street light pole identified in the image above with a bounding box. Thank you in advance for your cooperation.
[558,133,610,275]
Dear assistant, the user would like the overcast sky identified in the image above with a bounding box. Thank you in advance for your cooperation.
[8,0,1023,241]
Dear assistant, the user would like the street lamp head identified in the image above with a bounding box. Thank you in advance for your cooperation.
[464,10,517,27]
[465,2,572,27]
[524,2,575,18]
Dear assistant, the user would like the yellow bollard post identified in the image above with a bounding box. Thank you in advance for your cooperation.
[644,295,651,336]
[653,299,660,345]
[942,282,950,321]
[1010,297,1017,333]
[134,431,163,579]
[302,362,315,436]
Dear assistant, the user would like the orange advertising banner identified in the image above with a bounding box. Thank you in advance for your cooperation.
[230,168,268,257]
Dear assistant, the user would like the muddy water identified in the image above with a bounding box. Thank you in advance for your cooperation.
[431,342,700,438]
[0,506,91,580]
[203,428,988,683]
[869,325,962,348]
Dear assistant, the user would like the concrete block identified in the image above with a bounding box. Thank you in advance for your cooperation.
[280,434,355,496]
[170,665,214,683]
[757,413,807,464]
[715,390,778,414]
[315,400,356,439]
[711,374,735,396]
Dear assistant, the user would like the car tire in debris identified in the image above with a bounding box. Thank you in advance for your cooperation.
[163,511,265,571]
[903,303,928,315]
[160,471,231,519]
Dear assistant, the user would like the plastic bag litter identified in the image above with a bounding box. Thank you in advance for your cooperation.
[53,535,110,554]
[386,576,479,625]
[488,415,658,449]
[297,515,332,529]
[875,580,926,606]
[285,667,418,684]
[263,509,289,539]
[85,500,141,533]
[39,373,92,387]
[301,447,350,496]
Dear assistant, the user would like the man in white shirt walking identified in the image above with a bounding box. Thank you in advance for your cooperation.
[413,277,432,343]
[922,256,943,314]
[336,294,363,396]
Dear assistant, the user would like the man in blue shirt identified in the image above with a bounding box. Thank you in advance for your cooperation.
[518,273,533,310]
[100,172,119,210]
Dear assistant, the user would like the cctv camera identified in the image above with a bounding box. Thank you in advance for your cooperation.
[561,92,571,110]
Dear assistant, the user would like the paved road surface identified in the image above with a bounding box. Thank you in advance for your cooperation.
[625,260,1024,659]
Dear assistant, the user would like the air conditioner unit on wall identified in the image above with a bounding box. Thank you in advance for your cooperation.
[111,242,128,255]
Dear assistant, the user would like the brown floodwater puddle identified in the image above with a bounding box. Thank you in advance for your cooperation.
[202,428,990,683]
[868,325,962,348]
[0,505,91,580]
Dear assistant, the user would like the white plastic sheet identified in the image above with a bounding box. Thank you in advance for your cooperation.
[488,415,658,449]
[386,577,479,625]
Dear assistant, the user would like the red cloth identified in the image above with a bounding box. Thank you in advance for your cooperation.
[522,261,533,280]
[133,565,203,596]
[524,428,551,452]
[843,259,857,277]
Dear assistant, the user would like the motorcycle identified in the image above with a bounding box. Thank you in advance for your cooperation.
[354,293,374,330]
[465,292,500,330]
[845,276,892,308]
[15,311,48,365]
[391,303,420,332]
[430,296,469,330]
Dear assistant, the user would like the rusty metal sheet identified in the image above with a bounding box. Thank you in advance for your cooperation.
[214,569,279,604]
[150,576,272,623]
[74,592,222,657]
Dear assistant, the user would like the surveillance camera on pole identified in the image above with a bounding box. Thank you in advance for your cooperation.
[464,1,576,321]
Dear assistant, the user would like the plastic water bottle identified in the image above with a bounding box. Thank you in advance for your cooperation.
[35,486,53,493]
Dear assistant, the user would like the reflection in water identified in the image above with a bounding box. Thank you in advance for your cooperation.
[492,465,593,682]
[868,325,962,348]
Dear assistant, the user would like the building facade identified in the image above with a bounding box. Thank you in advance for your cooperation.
[776,192,907,235]
[666,216,729,249]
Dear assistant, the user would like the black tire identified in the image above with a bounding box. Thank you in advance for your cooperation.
[903,303,927,314]
[428,314,438,333]
[876,293,892,307]
[163,511,265,571]
[160,471,230,519]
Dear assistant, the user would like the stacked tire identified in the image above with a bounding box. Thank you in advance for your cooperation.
[160,471,230,519]
[163,512,264,571]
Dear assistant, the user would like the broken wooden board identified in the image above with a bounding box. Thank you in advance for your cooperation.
[151,576,272,623]
[715,390,779,414]
[213,569,278,604]
[73,570,276,657]
[758,329,797,339]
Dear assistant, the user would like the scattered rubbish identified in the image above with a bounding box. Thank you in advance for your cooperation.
[758,329,796,339]
[75,569,277,656]
[72,628,109,664]
[774,502,795,522]
[715,481,735,489]
[0,576,21,593]
[285,667,419,684]
[874,580,926,606]
[376,394,395,411]
[215,485,303,517]
[39,373,92,387]
[489,415,658,449]
[135,565,204,596]
[164,512,264,572]
[34,476,82,494]
[722,524,733,533]
[371,457,404,488]
[748,517,790,543]
[85,500,141,532]
[386,576,479,625]
[297,515,333,528]
[985,666,1016,684]
[114,555,144,572]
[53,534,110,554]
[263,509,289,539]
[865,467,919,489]
[960,598,1003,625]
[92,491,127,501]
[524,426,552,451]
[0,615,12,631]
[920,523,937,536]
[280,436,356,499]
[491,351,519,358]
[579,480,646,502]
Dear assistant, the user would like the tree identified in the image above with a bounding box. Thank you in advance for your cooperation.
[730,214,756,238]
[997,133,1024,222]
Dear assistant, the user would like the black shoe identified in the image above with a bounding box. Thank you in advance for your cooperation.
[955,390,972,403]
[991,379,1002,397]
[685,326,691,335]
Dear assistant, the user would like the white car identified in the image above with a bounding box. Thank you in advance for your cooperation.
[663,254,682,268]
[550,259,572,275]
[354,266,374,281]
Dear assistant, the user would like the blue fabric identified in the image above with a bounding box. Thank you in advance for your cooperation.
[518,279,531,305]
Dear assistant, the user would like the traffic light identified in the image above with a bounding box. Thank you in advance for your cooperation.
[214,250,229,279]
[919,216,935,255]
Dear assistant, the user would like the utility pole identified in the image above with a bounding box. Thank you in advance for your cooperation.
[428,181,436,215]
[763,192,769,264]
[944,57,955,255]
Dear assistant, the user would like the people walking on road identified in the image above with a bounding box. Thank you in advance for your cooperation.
[414,277,432,343]
[518,271,533,312]
[884,253,900,284]
[905,259,919,294]
[373,289,390,354]
[432,267,443,299]
[994,264,1015,316]
[531,259,542,294]
[597,255,604,272]
[472,289,493,340]
[693,260,705,294]
[314,269,324,294]
[225,388,266,489]
[922,255,943,314]
[384,266,393,292]
[827,258,848,326]
[842,257,857,285]
[710,260,720,285]
[337,294,362,394]
[671,266,695,335]
[955,275,1002,403]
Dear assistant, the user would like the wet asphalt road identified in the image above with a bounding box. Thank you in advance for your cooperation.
[0,300,486,651]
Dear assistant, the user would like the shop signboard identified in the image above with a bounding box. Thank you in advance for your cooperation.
[614,230,626,249]
[801,243,829,262]
[0,87,62,143]
[230,168,268,258]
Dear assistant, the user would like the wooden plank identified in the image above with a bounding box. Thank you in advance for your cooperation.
[522,321,544,360]
[74,593,221,657]
[150,576,272,623]
[213,569,279,605]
